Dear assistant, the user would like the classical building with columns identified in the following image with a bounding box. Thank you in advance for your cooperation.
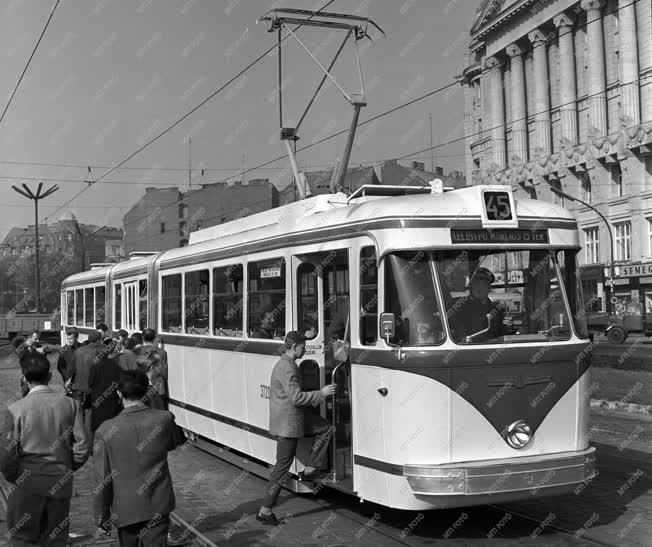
[460,0,652,324]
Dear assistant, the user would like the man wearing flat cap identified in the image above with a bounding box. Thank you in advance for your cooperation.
[450,267,513,342]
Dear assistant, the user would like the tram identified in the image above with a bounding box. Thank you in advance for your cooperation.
[61,183,596,510]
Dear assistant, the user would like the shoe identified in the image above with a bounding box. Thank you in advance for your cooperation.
[256,512,279,526]
[167,531,187,545]
[298,469,327,482]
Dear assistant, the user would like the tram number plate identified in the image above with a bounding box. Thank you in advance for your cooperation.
[260,384,271,399]
[483,191,512,220]
[451,229,549,244]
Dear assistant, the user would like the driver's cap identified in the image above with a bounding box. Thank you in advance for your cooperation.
[470,267,496,284]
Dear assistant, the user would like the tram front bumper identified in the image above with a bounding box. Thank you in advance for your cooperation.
[403,447,596,496]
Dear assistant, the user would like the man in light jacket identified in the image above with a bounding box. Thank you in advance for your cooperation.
[257,331,335,525]
[0,352,90,546]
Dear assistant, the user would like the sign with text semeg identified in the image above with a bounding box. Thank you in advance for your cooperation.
[617,263,652,278]
[261,266,282,278]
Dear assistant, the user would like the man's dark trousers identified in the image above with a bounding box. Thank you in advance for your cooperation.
[117,514,170,547]
[263,419,334,508]
[6,487,71,546]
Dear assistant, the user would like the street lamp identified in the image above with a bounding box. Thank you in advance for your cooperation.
[548,185,616,314]
[11,182,59,313]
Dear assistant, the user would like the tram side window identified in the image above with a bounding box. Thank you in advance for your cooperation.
[248,258,286,339]
[85,288,94,327]
[139,280,148,330]
[114,284,122,330]
[75,289,83,326]
[66,291,74,326]
[214,264,243,337]
[298,263,318,340]
[185,270,209,334]
[162,274,182,333]
[95,286,106,326]
[360,246,378,345]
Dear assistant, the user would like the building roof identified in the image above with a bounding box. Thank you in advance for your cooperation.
[379,161,466,189]
[470,0,535,38]
[278,165,379,196]
[0,222,123,248]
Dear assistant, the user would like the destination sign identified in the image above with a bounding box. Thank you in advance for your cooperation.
[451,229,549,244]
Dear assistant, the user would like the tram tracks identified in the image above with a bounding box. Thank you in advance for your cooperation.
[0,474,217,546]
[486,504,616,547]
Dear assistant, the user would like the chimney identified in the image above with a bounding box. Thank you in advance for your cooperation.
[412,161,425,171]
[145,187,156,193]
[435,166,444,177]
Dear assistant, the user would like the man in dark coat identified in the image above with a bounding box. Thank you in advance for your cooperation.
[257,331,336,525]
[57,327,81,386]
[88,352,123,440]
[140,328,169,410]
[70,331,103,432]
[93,369,184,544]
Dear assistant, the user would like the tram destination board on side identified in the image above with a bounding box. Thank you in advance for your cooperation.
[451,229,549,244]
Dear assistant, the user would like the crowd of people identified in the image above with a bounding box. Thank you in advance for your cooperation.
[0,325,185,546]
[0,325,340,545]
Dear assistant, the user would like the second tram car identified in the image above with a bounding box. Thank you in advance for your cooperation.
[61,184,595,510]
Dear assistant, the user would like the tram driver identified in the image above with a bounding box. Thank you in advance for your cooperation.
[450,267,514,342]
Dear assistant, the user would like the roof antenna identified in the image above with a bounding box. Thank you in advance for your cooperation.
[258,8,384,199]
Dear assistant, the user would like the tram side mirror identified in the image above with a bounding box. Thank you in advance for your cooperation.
[380,313,395,343]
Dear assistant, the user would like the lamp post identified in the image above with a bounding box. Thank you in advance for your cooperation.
[548,185,615,314]
[11,183,59,313]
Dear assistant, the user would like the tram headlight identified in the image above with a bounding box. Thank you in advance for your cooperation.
[504,420,532,449]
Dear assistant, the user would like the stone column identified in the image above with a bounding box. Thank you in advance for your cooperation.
[553,12,578,146]
[484,55,506,170]
[506,43,528,164]
[618,0,640,126]
[528,29,552,157]
[581,0,607,137]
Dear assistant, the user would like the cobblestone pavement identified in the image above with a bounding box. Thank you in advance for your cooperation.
[0,352,650,546]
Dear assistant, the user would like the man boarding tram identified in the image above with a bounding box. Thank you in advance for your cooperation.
[257,331,336,525]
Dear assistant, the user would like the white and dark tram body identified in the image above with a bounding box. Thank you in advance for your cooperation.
[61,184,595,510]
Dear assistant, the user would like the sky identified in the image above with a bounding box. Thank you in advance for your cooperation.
[0,0,482,240]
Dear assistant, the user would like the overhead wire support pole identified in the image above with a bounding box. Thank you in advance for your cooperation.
[278,26,283,129]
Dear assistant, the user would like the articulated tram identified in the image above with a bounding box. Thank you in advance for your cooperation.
[61,184,595,510]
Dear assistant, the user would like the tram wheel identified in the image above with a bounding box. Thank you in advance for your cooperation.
[607,326,627,344]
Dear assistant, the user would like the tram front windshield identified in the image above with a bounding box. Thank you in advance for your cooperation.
[385,249,583,345]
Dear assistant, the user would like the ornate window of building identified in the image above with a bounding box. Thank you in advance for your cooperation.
[584,227,600,264]
[179,203,188,219]
[614,221,632,261]
[580,174,592,203]
[160,222,165,234]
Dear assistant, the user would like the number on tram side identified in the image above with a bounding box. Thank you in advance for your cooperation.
[483,191,512,221]
[260,384,271,399]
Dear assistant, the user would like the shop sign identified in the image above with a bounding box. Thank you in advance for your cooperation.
[617,263,652,278]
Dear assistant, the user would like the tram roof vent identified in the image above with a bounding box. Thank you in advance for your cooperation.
[347,184,454,202]
[89,263,113,270]
[128,251,158,260]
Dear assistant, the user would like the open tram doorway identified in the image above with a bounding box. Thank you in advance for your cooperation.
[292,249,353,490]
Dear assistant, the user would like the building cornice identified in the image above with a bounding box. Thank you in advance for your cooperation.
[483,122,652,185]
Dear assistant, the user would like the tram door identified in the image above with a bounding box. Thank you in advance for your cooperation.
[293,250,352,483]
